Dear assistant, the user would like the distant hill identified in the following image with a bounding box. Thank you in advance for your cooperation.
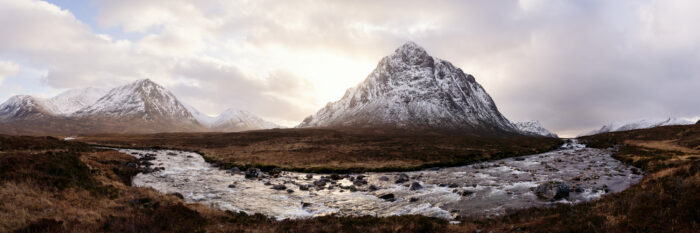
[0,79,278,135]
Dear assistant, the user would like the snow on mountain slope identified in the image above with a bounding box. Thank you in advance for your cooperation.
[183,103,217,126]
[74,79,196,123]
[42,87,108,115]
[0,95,53,120]
[183,103,278,131]
[515,121,558,138]
[298,42,518,134]
[584,117,697,136]
[210,108,279,131]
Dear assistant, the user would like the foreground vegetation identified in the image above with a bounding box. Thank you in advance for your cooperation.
[77,128,562,173]
[2,124,698,232]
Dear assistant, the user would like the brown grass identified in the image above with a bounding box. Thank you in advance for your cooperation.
[3,125,699,232]
[77,128,562,173]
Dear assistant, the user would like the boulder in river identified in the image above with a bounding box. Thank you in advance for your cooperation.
[395,174,409,183]
[534,181,570,201]
[378,193,395,202]
[245,168,262,179]
[272,184,287,190]
[378,176,390,181]
[409,182,423,191]
[269,168,282,177]
[353,179,368,186]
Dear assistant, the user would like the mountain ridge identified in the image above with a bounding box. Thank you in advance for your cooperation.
[0,79,278,134]
[298,42,519,135]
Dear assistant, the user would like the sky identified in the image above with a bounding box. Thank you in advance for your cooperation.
[0,0,699,137]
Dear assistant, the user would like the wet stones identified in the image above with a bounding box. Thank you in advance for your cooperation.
[409,182,423,191]
[245,168,262,179]
[228,184,237,188]
[353,179,368,186]
[313,178,329,187]
[409,197,419,202]
[271,184,287,190]
[454,189,474,196]
[368,185,379,191]
[378,176,390,181]
[166,152,177,156]
[378,193,395,202]
[330,174,342,180]
[269,168,282,177]
[301,202,312,208]
[230,167,241,173]
[305,174,313,179]
[534,181,570,201]
[298,184,309,191]
[395,174,409,183]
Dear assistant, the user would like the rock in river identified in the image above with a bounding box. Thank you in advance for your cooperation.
[245,168,262,179]
[534,181,570,201]
[395,174,409,183]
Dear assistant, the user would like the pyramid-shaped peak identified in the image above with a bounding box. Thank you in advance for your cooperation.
[131,78,158,87]
[388,41,433,66]
[394,41,428,55]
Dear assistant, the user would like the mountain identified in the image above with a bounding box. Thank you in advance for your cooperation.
[584,117,697,136]
[298,42,519,135]
[43,87,108,116]
[0,95,55,121]
[209,108,280,132]
[0,79,278,134]
[74,79,195,122]
[184,104,279,132]
[515,121,558,138]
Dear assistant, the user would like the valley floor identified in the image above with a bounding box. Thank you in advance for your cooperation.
[77,128,562,173]
[0,125,698,232]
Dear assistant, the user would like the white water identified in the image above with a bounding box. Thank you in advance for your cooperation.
[117,140,642,220]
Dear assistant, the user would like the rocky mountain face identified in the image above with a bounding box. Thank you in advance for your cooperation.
[515,121,558,138]
[0,95,54,121]
[584,117,697,136]
[298,42,519,135]
[0,79,277,134]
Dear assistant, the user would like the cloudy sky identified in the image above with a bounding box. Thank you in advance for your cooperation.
[1,0,699,136]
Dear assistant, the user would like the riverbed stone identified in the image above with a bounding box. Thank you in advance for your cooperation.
[378,193,395,201]
[245,168,262,179]
[395,174,409,183]
[409,182,423,191]
[271,184,287,190]
[534,181,570,201]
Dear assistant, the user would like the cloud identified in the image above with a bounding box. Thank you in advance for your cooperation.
[0,60,20,86]
[1,0,699,134]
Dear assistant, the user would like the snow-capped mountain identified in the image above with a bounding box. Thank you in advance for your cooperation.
[74,79,196,123]
[298,42,519,134]
[210,108,279,132]
[43,87,107,115]
[0,79,278,134]
[0,87,107,120]
[515,121,558,138]
[584,117,697,136]
[0,95,53,120]
[184,104,279,131]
